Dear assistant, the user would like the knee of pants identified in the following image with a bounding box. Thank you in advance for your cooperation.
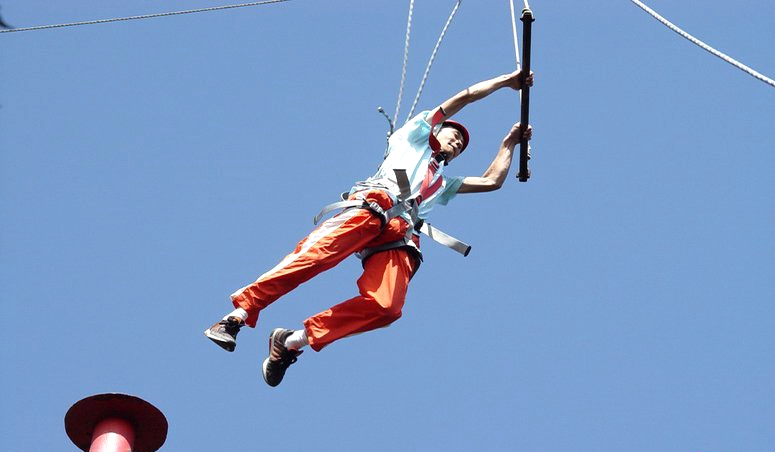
[366,296,403,324]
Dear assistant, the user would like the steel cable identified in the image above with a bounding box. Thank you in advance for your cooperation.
[631,0,775,89]
[0,0,291,34]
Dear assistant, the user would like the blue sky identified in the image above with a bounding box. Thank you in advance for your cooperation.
[2,1,774,451]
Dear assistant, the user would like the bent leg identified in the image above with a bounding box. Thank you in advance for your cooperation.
[230,190,394,327]
[303,248,417,351]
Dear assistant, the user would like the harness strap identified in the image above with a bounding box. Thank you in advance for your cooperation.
[383,198,413,224]
[314,193,470,258]
[313,200,388,228]
[427,107,446,153]
[357,239,420,263]
[390,168,423,227]
[314,148,471,258]
[417,221,471,256]
[390,165,470,257]
[393,168,413,200]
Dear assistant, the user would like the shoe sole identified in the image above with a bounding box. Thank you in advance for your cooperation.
[261,357,276,387]
[204,328,236,352]
[262,328,287,387]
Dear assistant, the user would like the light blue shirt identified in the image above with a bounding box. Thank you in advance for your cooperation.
[353,110,464,221]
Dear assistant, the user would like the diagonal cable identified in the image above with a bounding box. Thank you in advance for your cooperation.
[631,0,775,89]
[0,0,291,34]
[392,0,415,128]
[510,0,521,70]
[405,0,462,123]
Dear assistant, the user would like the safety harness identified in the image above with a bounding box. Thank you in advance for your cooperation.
[313,109,471,266]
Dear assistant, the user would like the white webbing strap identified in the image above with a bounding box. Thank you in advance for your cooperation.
[313,199,388,226]
[313,200,363,225]
[418,222,471,256]
[315,166,471,257]
[393,169,413,200]
[393,167,471,256]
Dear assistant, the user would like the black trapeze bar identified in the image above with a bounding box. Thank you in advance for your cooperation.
[517,7,534,182]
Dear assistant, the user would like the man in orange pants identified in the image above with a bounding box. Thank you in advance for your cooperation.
[205,69,533,387]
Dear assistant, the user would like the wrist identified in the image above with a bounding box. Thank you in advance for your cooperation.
[502,138,518,149]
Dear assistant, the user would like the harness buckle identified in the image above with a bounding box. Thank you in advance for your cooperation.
[365,201,389,228]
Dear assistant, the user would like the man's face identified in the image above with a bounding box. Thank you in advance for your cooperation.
[437,126,465,163]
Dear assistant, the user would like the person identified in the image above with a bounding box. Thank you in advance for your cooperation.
[205,69,534,387]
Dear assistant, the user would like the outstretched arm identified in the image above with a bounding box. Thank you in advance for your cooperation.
[457,123,532,194]
[433,70,532,120]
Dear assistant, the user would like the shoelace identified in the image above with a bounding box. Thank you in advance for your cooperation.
[279,349,302,367]
[270,345,302,369]
[219,318,243,334]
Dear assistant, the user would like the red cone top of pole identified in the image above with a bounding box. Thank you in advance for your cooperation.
[65,393,168,452]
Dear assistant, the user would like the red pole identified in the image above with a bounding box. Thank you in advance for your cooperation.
[65,393,167,452]
[89,417,136,452]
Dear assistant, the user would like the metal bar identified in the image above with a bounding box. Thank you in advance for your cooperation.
[517,7,534,182]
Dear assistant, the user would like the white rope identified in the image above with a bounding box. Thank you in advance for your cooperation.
[392,0,415,128]
[405,0,462,123]
[0,0,291,34]
[509,0,521,70]
[631,0,775,89]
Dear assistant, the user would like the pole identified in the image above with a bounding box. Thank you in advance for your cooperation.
[65,393,168,452]
[517,7,534,182]
[89,418,136,452]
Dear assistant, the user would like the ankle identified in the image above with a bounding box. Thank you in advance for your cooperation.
[284,329,309,350]
[223,308,248,323]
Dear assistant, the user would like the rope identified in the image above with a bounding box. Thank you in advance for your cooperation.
[405,0,462,123]
[393,0,415,128]
[630,0,775,89]
[510,0,521,70]
[0,0,291,34]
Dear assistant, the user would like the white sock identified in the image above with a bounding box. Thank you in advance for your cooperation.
[284,329,309,350]
[223,308,248,323]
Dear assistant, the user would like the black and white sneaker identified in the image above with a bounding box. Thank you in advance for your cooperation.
[262,328,303,387]
[204,316,244,352]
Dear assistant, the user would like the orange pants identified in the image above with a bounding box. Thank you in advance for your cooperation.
[230,190,419,351]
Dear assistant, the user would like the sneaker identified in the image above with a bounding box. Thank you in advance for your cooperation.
[262,328,303,387]
[204,316,244,352]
